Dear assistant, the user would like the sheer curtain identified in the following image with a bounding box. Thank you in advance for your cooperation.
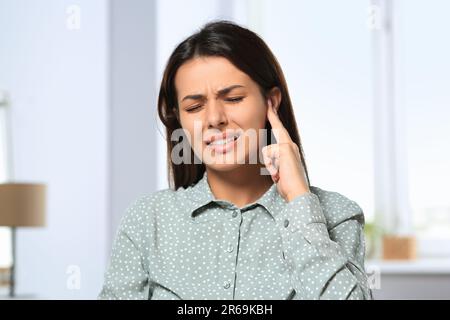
[0,93,12,269]
[258,0,375,222]
[395,0,450,256]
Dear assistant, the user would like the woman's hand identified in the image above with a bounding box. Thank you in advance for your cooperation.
[262,101,310,202]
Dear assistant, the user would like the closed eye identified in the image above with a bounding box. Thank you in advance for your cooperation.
[185,97,245,112]
[225,96,244,103]
[186,105,202,112]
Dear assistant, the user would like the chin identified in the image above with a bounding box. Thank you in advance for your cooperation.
[200,148,250,170]
[204,152,262,174]
[205,162,244,172]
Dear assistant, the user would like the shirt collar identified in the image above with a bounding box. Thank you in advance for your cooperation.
[182,170,287,221]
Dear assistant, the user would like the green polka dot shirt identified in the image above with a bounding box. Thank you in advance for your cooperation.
[98,170,373,300]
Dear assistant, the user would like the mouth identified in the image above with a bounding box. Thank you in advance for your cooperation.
[205,133,241,154]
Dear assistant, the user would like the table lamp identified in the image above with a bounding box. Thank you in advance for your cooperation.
[0,183,46,298]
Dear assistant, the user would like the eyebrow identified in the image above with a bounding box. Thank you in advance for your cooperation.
[181,85,245,102]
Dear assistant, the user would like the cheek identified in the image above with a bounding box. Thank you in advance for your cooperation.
[181,122,206,159]
[179,114,200,141]
[232,104,267,155]
[233,101,266,129]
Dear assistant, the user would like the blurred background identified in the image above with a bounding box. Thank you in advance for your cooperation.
[0,0,449,299]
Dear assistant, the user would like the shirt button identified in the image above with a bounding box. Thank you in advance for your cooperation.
[284,219,290,228]
[232,211,238,218]
[224,281,231,289]
[227,244,234,253]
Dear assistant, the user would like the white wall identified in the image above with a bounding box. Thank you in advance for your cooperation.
[109,0,158,252]
[0,0,109,298]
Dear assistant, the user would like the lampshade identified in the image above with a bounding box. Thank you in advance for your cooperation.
[0,183,46,227]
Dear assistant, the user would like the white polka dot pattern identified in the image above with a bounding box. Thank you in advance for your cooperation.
[98,170,373,300]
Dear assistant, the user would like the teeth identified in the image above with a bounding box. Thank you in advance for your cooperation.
[209,135,238,146]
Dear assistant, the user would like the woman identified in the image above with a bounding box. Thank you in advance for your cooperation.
[98,20,372,300]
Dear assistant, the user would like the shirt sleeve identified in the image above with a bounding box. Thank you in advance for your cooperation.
[98,196,150,300]
[275,192,373,300]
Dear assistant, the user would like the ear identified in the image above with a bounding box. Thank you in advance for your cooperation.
[266,87,282,114]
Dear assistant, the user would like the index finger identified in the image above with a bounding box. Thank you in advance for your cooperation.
[267,100,292,144]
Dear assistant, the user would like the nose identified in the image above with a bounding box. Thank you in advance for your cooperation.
[205,100,228,129]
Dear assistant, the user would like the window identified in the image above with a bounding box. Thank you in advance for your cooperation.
[256,0,375,222]
[243,0,450,258]
[395,0,450,255]
[0,95,11,267]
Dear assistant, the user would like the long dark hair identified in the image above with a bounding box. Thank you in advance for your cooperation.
[158,20,311,190]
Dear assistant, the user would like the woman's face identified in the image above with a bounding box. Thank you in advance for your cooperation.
[174,56,270,171]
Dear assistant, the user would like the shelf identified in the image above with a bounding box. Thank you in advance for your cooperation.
[366,258,450,274]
